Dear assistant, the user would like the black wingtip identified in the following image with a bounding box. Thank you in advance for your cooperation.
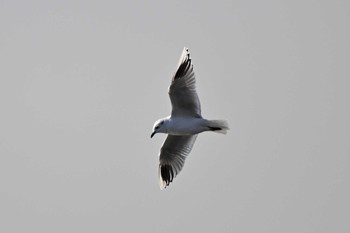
[174,48,192,80]
[159,164,174,189]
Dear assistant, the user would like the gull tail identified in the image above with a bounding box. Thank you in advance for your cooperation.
[207,120,229,134]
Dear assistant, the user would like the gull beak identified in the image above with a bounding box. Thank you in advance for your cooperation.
[150,131,156,138]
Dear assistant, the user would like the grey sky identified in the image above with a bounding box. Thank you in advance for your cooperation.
[0,1,349,232]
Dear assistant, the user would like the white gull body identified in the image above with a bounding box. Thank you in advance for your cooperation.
[151,47,229,190]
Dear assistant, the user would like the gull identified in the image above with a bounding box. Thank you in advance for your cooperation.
[151,47,229,190]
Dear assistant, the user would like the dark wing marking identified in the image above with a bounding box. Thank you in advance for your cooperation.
[168,47,201,118]
[158,134,198,189]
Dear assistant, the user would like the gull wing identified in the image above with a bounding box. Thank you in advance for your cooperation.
[169,47,202,118]
[158,134,198,189]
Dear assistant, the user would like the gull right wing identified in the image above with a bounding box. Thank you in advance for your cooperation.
[158,134,198,190]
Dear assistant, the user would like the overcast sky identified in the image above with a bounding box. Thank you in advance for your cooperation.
[0,1,349,232]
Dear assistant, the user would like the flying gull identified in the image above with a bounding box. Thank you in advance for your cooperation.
[151,47,229,190]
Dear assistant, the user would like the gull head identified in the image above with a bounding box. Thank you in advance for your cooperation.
[151,118,167,138]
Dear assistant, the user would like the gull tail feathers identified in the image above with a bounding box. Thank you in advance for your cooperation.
[207,120,229,134]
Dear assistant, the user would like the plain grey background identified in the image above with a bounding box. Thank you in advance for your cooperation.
[0,1,349,232]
